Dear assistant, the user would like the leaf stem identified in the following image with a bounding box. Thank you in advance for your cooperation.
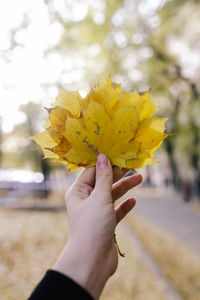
[114,233,125,257]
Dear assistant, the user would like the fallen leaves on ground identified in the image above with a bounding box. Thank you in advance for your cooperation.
[0,208,167,300]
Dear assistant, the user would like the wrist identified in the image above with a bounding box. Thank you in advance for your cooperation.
[53,241,107,299]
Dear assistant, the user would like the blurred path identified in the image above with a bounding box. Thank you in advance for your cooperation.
[130,188,200,253]
[122,222,183,300]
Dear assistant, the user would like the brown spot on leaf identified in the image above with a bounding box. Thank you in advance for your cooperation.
[111,82,120,89]
[94,122,100,135]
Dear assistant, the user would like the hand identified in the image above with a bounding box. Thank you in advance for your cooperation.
[53,154,142,299]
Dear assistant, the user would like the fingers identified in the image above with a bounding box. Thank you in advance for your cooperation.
[72,164,127,195]
[68,154,142,204]
[115,198,136,224]
[112,167,129,183]
[112,173,142,202]
[94,154,113,199]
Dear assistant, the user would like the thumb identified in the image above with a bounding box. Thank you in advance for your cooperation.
[94,154,113,199]
[74,166,96,189]
[69,166,96,200]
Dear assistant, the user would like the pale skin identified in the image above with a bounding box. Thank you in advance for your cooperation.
[53,153,142,299]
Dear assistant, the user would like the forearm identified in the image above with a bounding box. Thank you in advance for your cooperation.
[53,241,108,300]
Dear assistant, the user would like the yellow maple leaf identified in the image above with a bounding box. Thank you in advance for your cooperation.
[29,76,169,170]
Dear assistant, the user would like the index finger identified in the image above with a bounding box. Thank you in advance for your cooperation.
[113,166,129,183]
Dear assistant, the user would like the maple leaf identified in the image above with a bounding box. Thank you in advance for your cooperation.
[29,77,169,170]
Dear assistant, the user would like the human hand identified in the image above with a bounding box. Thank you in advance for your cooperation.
[53,154,142,299]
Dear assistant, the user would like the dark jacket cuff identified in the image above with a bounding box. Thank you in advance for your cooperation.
[28,269,94,300]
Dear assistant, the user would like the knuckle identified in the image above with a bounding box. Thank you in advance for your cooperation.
[79,184,93,195]
[100,172,112,181]
[74,183,93,196]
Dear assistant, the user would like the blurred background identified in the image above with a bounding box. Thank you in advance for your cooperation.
[0,0,200,300]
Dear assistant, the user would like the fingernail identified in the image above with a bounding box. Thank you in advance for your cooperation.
[97,153,108,168]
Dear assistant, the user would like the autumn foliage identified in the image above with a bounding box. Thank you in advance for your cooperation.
[29,77,168,170]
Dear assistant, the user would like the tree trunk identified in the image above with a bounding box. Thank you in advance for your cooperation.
[190,122,200,199]
[165,138,182,191]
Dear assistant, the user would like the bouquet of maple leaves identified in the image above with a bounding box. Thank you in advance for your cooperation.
[29,77,168,170]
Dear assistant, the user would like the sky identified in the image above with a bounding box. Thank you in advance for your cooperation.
[0,0,199,133]
[0,0,166,133]
[0,0,63,132]
[0,0,92,133]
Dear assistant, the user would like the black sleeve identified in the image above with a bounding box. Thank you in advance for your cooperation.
[28,270,94,300]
